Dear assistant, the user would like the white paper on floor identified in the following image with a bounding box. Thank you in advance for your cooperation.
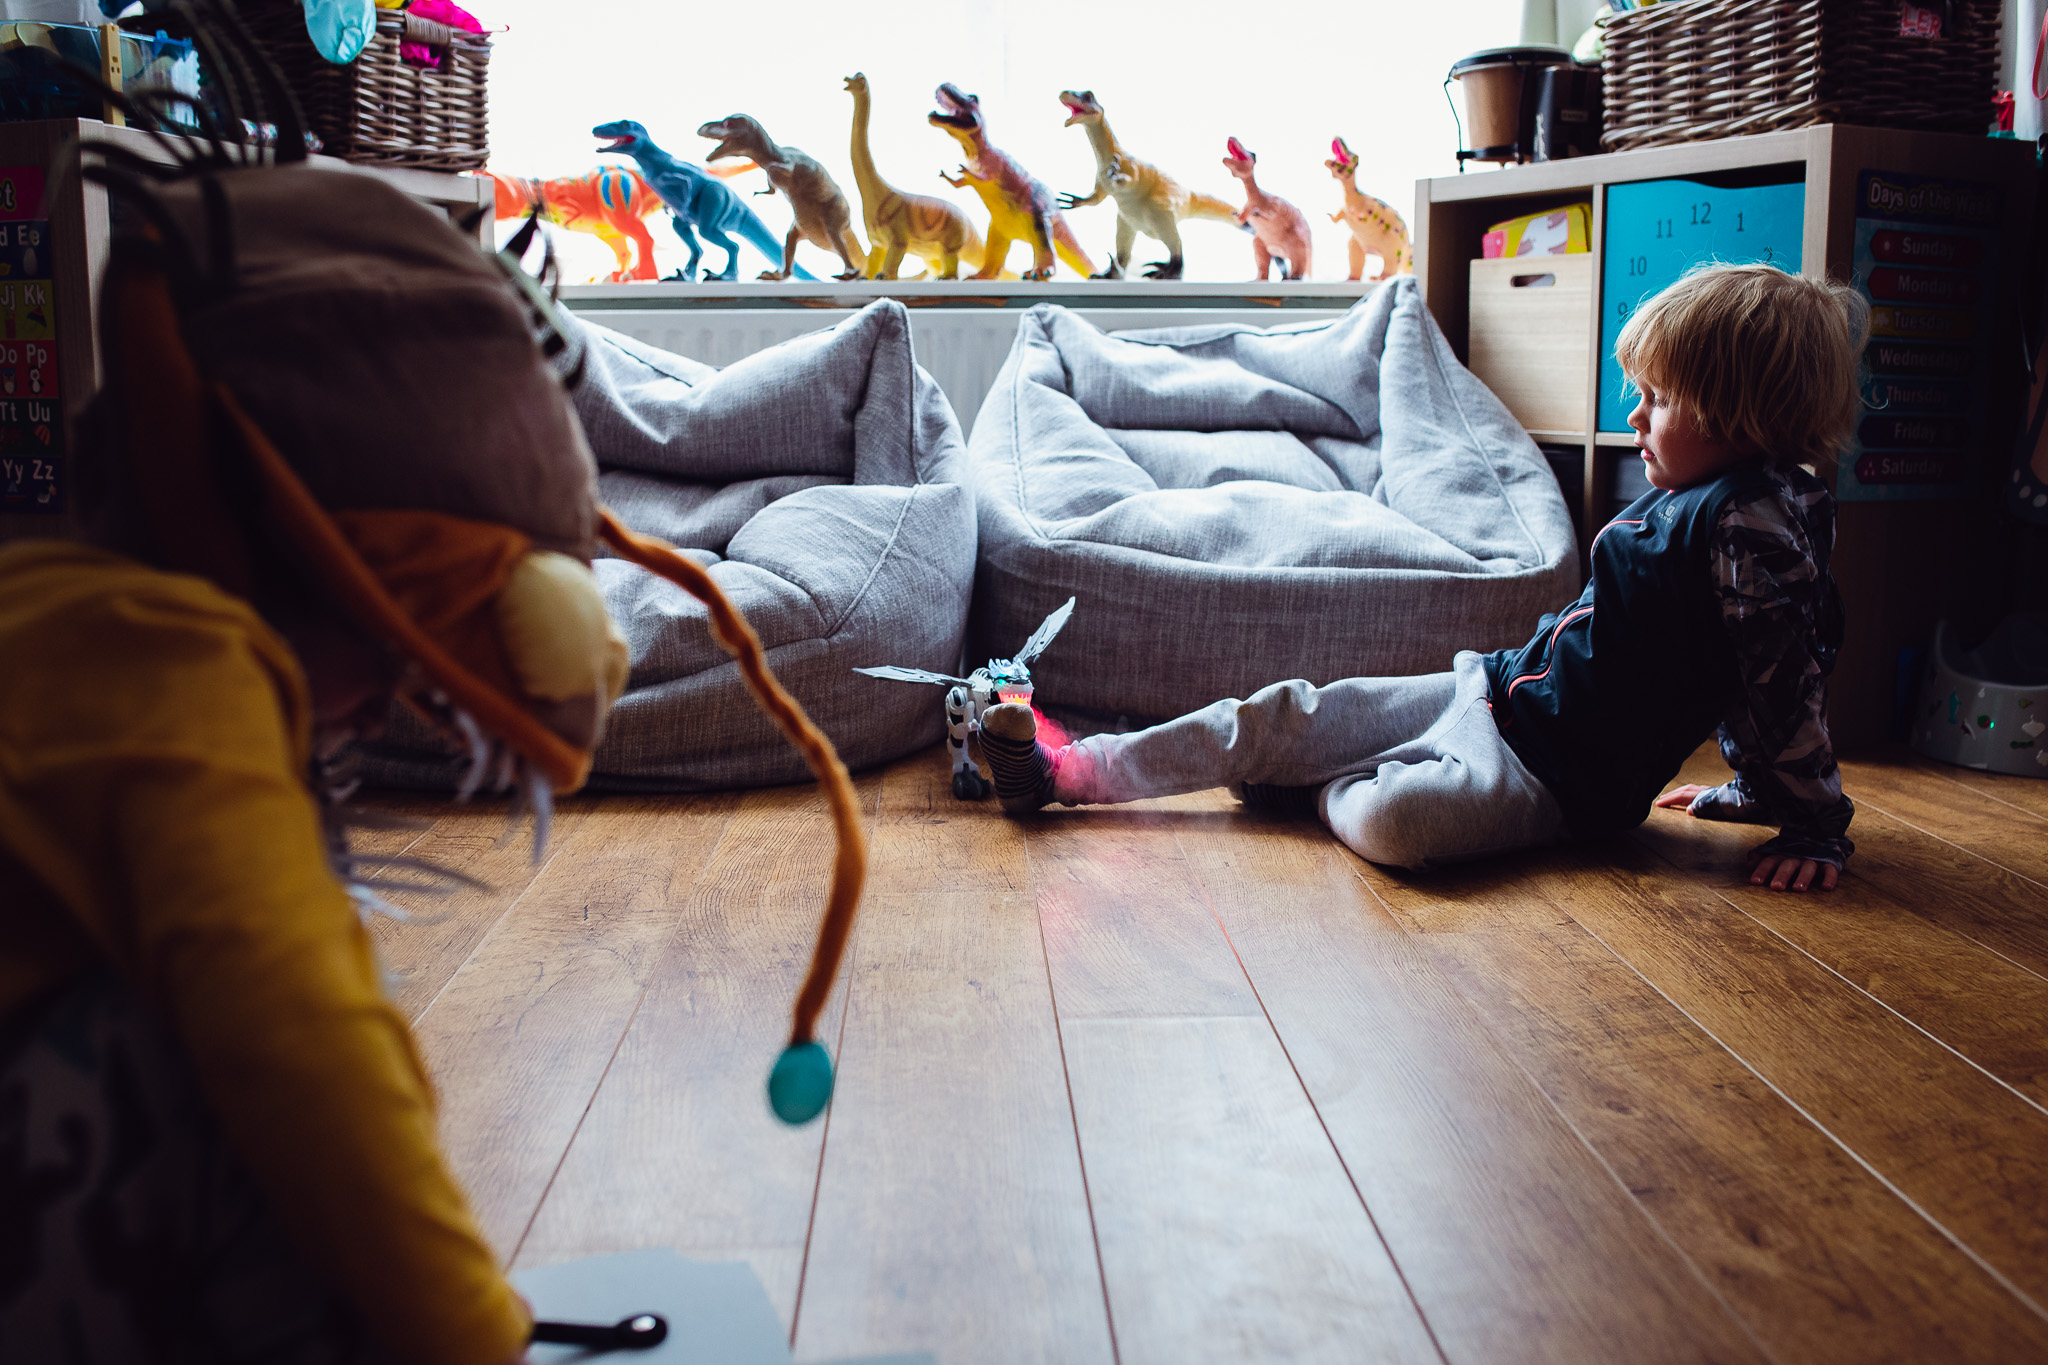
[513,1248,931,1365]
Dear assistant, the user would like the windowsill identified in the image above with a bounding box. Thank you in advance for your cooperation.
[557,279,1383,311]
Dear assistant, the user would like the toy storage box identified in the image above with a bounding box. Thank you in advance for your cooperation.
[1466,254,1593,436]
[1912,618,2048,776]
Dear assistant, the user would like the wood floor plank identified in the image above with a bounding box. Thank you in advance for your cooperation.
[1029,806,1262,1020]
[794,757,1114,1365]
[1901,754,2048,821]
[1173,797,1771,1364]
[1064,1015,1442,1365]
[1033,800,1438,1365]
[1364,847,2048,1364]
[1839,756,2048,891]
[1636,807,2048,1106]
[363,800,594,1022]
[1667,746,2048,988]
[1541,844,2048,1311]
[507,779,873,1326]
[410,791,743,1258]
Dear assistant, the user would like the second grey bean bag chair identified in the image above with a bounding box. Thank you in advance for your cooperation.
[968,280,1580,721]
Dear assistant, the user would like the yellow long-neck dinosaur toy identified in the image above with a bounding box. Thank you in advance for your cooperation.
[844,72,987,280]
[1326,137,1412,282]
[1055,90,1240,280]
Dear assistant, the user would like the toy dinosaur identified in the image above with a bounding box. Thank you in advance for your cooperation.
[853,597,1075,799]
[1325,137,1412,282]
[592,120,816,282]
[844,73,991,280]
[1221,137,1313,281]
[1054,90,1239,280]
[929,83,1095,281]
[488,166,662,282]
[697,113,866,281]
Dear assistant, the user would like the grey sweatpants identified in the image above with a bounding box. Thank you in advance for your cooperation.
[1054,651,1565,870]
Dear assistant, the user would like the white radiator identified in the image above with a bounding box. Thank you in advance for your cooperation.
[560,280,1373,427]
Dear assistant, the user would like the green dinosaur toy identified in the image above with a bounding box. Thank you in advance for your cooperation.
[843,72,990,280]
[698,113,867,281]
[1054,90,1240,280]
[929,83,1095,281]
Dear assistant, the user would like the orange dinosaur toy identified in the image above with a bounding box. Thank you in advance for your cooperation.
[1221,138,1312,281]
[489,166,663,282]
[1325,137,1412,281]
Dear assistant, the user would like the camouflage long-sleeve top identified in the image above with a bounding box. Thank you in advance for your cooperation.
[1685,464,1855,868]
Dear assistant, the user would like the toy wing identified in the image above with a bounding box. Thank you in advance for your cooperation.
[1015,596,1077,667]
[853,665,973,687]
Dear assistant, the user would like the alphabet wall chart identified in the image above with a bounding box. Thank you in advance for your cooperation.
[0,164,59,514]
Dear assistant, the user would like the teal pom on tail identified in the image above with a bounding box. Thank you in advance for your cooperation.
[768,1041,833,1124]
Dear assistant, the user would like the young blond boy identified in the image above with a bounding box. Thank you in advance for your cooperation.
[982,264,1866,893]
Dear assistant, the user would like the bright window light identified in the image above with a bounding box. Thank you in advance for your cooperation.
[484,0,1523,282]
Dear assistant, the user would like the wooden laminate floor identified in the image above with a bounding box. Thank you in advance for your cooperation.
[356,742,2048,1364]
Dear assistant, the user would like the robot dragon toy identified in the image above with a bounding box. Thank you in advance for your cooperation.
[854,597,1075,798]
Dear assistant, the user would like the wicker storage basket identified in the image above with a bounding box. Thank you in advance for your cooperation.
[237,0,490,171]
[1601,0,2000,152]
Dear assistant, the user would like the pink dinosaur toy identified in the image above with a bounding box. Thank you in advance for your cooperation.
[1221,137,1312,281]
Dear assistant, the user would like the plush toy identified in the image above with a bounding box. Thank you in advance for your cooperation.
[929,82,1095,281]
[303,0,373,63]
[697,112,866,280]
[842,73,992,280]
[1222,137,1312,281]
[1325,137,1412,281]
[593,119,817,282]
[376,0,483,68]
[1055,90,1240,280]
[489,166,663,282]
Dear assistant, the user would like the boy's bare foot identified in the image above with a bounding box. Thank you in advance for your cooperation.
[979,703,1058,813]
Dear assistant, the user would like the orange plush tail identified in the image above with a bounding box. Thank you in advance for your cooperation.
[595,511,865,1125]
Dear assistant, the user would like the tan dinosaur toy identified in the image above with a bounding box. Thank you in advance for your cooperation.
[1222,137,1313,281]
[1326,137,1412,281]
[930,82,1095,281]
[843,72,987,280]
[698,112,867,280]
[1055,89,1239,280]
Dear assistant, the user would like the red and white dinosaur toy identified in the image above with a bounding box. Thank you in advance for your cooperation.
[1221,138,1312,281]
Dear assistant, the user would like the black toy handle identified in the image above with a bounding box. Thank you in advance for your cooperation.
[530,1313,669,1351]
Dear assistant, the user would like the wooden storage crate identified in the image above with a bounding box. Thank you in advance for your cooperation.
[1466,254,1594,437]
[1601,0,2001,152]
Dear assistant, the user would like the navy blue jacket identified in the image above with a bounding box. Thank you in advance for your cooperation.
[1484,467,1798,841]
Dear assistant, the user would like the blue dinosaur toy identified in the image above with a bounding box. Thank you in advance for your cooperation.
[594,120,817,282]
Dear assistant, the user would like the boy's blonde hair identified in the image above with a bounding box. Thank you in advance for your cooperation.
[1614,262,1868,470]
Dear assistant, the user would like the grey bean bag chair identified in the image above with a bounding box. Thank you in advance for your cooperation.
[969,280,1580,722]
[362,300,976,790]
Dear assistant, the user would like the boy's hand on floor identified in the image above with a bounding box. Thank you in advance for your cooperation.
[1748,850,1839,893]
[1653,784,1711,810]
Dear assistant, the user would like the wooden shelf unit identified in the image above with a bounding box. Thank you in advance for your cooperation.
[0,118,490,545]
[1415,125,2039,749]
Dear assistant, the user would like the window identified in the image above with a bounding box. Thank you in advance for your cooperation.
[485,0,1523,281]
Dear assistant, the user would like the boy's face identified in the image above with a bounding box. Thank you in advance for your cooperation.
[1627,380,1749,490]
